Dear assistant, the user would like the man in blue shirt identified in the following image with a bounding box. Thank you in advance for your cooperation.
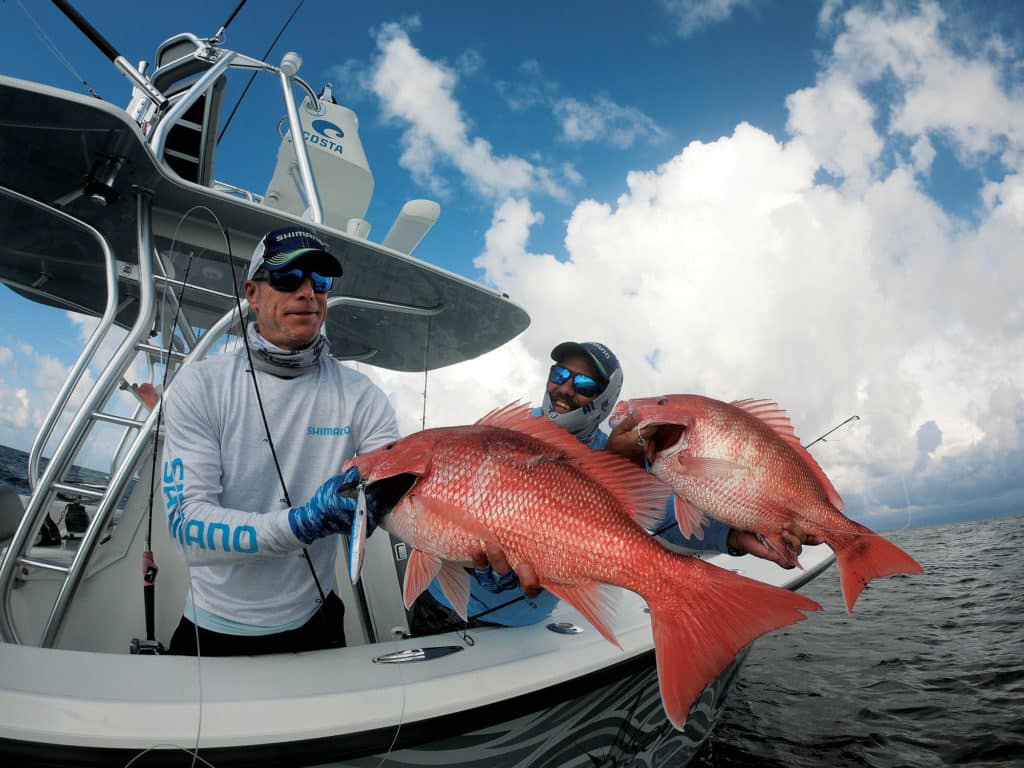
[411,340,819,633]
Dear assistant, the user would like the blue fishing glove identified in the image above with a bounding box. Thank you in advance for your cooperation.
[472,564,520,594]
[288,467,378,545]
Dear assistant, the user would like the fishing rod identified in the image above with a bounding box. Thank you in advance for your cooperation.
[805,414,860,448]
[49,0,167,108]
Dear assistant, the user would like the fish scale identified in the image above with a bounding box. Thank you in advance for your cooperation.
[347,402,823,731]
[613,394,924,612]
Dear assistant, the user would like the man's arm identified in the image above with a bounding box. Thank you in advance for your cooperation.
[161,368,372,565]
[161,368,308,565]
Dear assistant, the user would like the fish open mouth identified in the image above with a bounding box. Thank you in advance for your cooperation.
[651,423,686,453]
[367,473,419,513]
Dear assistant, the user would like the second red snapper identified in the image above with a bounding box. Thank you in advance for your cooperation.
[610,395,923,612]
[344,403,821,730]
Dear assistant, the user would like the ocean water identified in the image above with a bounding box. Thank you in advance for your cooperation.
[693,515,1024,768]
[0,443,108,496]
[2,443,1021,766]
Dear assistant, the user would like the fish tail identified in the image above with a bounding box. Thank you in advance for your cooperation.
[834,524,924,613]
[646,560,821,730]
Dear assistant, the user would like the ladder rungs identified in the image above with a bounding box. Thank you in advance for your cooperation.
[92,411,146,428]
[165,147,200,164]
[173,117,203,132]
[52,482,104,501]
[153,274,235,301]
[135,341,187,360]
[16,556,71,574]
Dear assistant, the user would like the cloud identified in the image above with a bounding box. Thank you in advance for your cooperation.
[455,48,484,77]
[498,60,667,150]
[818,0,849,28]
[0,342,70,449]
[869,384,1023,528]
[366,23,562,200]
[370,2,1024,530]
[913,419,942,471]
[798,0,1024,177]
[659,0,755,38]
[496,59,557,112]
[786,73,884,189]
[0,309,160,471]
[553,96,669,149]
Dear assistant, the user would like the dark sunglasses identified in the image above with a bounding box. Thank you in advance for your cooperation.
[548,364,602,398]
[253,268,333,293]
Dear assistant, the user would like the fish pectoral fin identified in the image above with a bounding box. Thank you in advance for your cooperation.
[676,455,746,480]
[437,560,472,621]
[402,548,443,609]
[672,495,708,540]
[408,495,497,545]
[545,581,622,648]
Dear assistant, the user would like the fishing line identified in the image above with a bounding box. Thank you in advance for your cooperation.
[220,221,334,635]
[893,434,914,530]
[12,0,103,99]
[120,204,226,767]
[802,414,913,536]
[371,288,440,767]
[216,0,306,146]
[645,413,901,543]
[122,743,217,768]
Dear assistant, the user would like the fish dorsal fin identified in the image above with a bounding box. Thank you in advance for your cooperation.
[731,399,845,512]
[478,401,671,529]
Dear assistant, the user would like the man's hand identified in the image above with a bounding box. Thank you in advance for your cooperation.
[605,412,658,466]
[726,522,824,568]
[471,542,541,597]
[288,467,379,545]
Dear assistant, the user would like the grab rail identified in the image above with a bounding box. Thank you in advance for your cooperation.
[0,187,121,493]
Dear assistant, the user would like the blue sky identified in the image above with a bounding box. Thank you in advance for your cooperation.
[1,0,1021,531]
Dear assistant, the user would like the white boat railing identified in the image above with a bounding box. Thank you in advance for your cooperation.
[8,187,121,494]
[0,24,494,648]
[0,193,159,645]
[133,32,326,220]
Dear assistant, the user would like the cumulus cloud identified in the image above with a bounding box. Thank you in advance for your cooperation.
[913,419,942,471]
[497,59,667,150]
[0,341,69,451]
[0,310,160,471]
[366,23,564,200]
[795,1,1024,176]
[553,96,669,149]
[364,2,1024,529]
[786,74,883,189]
[659,0,755,38]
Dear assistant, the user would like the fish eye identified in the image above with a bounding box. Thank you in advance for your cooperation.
[657,398,666,405]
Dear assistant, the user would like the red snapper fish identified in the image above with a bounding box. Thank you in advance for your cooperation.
[610,395,924,612]
[344,403,821,730]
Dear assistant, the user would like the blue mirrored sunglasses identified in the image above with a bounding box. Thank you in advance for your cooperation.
[254,267,333,293]
[548,364,601,398]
